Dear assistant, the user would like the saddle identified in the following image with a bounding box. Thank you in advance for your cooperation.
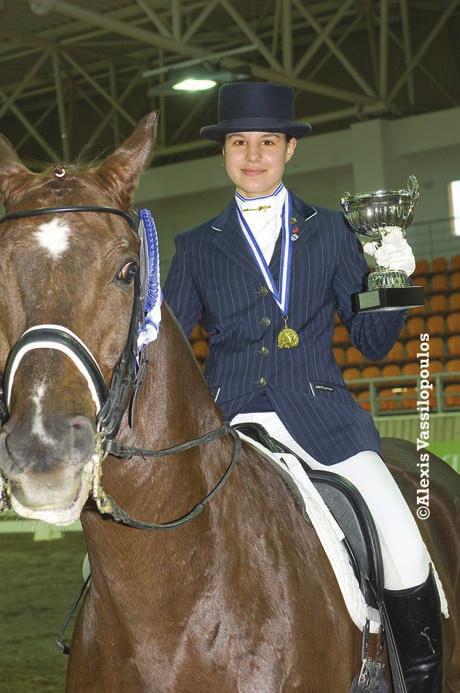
[233,422,385,610]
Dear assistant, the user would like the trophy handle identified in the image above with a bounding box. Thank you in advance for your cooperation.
[341,193,352,213]
[407,174,419,200]
[403,175,419,230]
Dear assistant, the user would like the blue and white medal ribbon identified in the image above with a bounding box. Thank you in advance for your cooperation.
[236,191,299,349]
[137,208,162,351]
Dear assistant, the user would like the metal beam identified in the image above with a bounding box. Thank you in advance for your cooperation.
[22,0,270,83]
[16,101,56,153]
[307,103,388,125]
[282,0,292,73]
[0,49,51,120]
[1,30,56,50]
[366,4,379,90]
[134,0,171,38]
[384,19,458,106]
[0,47,42,64]
[79,72,143,158]
[379,0,389,100]
[294,0,355,76]
[66,73,75,156]
[271,0,281,56]
[306,8,366,80]
[218,0,283,72]
[388,0,460,102]
[183,0,219,43]
[61,50,136,126]
[400,0,415,103]
[171,0,181,41]
[293,0,376,98]
[18,1,145,45]
[169,89,214,144]
[0,93,59,160]
[75,84,107,118]
[142,44,257,78]
[223,58,381,106]
[18,0,204,59]
[52,50,70,161]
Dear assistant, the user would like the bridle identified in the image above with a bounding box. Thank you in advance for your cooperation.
[0,205,241,530]
[0,205,142,441]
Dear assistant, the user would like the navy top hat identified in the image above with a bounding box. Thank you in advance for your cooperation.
[200,82,312,141]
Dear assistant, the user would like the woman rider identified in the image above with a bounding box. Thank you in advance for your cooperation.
[163,81,443,692]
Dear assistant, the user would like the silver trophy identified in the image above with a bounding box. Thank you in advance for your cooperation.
[341,175,424,312]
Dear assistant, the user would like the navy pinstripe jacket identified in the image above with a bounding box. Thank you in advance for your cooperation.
[163,193,406,464]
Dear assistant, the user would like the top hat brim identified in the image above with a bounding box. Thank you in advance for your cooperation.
[200,117,312,142]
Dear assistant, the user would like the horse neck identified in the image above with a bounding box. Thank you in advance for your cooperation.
[129,306,222,453]
[81,306,231,580]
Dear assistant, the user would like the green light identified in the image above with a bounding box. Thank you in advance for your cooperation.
[172,78,217,91]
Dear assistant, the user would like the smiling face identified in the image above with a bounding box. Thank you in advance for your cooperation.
[223,131,297,198]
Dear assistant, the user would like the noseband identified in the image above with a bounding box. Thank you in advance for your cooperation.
[0,205,240,530]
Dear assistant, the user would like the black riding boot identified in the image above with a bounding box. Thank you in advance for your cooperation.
[384,569,443,692]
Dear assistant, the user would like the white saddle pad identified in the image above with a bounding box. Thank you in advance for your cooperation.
[237,431,449,632]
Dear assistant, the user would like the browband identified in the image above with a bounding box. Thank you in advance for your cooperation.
[0,206,137,231]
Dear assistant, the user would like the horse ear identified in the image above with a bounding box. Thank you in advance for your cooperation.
[0,135,32,207]
[95,112,158,210]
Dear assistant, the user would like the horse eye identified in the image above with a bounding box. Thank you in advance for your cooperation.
[116,261,138,284]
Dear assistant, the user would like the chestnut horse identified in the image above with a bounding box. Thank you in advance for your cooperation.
[0,115,458,693]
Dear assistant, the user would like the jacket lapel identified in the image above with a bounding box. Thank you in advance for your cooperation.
[211,199,262,276]
[269,193,317,270]
[268,226,282,279]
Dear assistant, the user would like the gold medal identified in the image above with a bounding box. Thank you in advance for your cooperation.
[277,317,299,349]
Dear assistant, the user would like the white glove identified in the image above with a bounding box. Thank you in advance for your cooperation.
[362,226,416,276]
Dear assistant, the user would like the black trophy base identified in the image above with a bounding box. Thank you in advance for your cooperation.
[352,286,425,313]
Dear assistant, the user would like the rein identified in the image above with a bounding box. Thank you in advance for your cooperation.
[0,205,241,530]
[94,423,241,530]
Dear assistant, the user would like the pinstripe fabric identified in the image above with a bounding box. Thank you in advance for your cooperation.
[163,193,406,464]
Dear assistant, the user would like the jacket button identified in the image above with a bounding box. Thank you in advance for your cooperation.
[260,317,271,327]
[260,346,269,356]
[258,377,267,387]
[258,286,269,297]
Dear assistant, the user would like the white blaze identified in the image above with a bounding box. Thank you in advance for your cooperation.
[31,381,56,446]
[35,218,70,259]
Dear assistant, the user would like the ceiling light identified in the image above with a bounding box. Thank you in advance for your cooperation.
[147,69,249,97]
[172,78,217,92]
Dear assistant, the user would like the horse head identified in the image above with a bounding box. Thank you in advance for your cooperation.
[0,114,157,525]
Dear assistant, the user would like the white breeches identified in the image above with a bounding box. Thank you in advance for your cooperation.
[231,411,430,591]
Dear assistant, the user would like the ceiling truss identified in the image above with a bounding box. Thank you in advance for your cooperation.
[0,0,458,167]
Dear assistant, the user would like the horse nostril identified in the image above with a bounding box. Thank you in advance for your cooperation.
[70,417,84,432]
[69,415,92,429]
[67,415,95,453]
